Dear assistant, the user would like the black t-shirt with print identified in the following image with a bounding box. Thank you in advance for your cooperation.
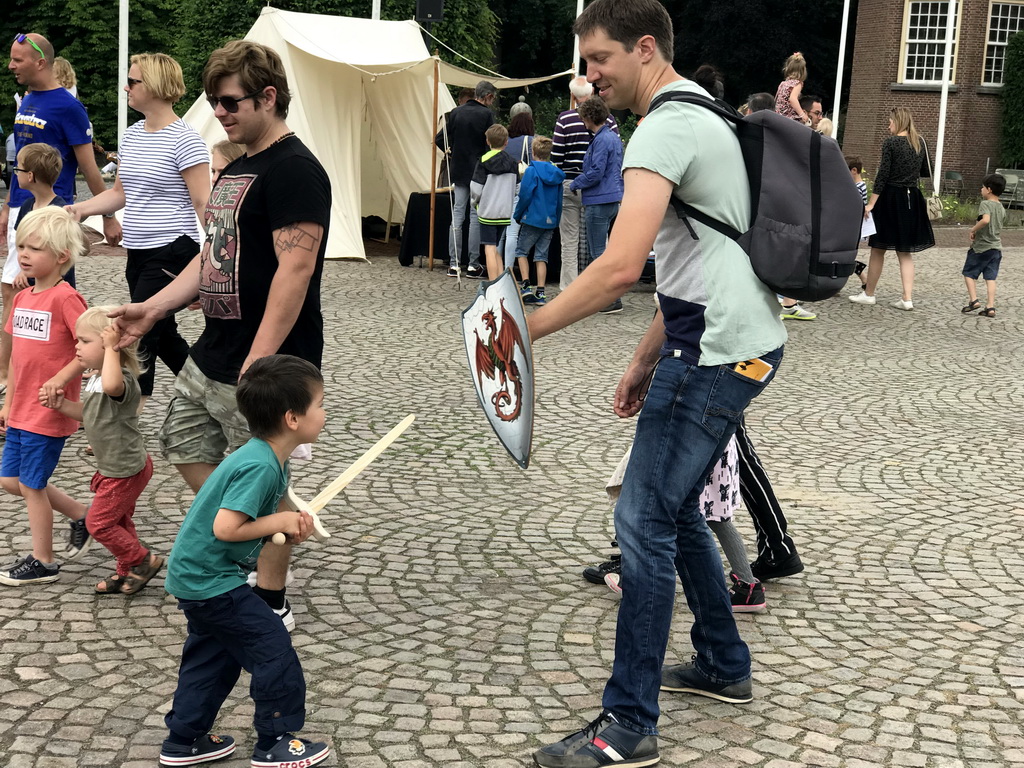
[191,136,331,384]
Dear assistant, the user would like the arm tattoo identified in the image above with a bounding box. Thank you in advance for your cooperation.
[274,223,321,255]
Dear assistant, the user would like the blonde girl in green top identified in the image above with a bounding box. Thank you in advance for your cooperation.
[43,306,163,594]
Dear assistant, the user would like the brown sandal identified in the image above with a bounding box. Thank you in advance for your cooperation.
[121,554,165,595]
[95,574,126,594]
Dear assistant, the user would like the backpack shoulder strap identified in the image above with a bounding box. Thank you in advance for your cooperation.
[648,90,745,241]
[648,90,743,124]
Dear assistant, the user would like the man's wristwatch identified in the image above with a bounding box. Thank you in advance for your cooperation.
[103,213,115,219]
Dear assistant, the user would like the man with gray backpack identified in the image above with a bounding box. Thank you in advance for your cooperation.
[527,1,792,765]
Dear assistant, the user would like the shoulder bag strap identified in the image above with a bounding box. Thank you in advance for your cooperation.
[921,137,938,195]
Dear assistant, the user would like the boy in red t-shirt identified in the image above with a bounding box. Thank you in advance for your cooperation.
[0,207,90,586]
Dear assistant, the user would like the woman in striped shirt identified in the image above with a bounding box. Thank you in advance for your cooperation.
[68,53,210,410]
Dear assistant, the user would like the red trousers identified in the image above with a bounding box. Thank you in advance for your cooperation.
[86,455,154,576]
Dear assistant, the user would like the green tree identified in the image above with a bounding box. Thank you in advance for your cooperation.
[16,0,182,146]
[668,0,857,111]
[1001,32,1024,167]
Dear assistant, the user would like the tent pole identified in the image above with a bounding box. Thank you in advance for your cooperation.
[428,57,440,271]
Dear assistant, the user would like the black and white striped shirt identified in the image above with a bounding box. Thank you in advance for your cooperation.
[119,119,208,249]
[551,109,619,180]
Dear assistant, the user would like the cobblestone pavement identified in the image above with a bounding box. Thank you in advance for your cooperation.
[1,239,1022,768]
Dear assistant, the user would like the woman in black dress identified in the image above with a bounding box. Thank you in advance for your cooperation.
[849,106,934,310]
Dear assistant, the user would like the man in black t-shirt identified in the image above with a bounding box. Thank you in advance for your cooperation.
[112,40,331,631]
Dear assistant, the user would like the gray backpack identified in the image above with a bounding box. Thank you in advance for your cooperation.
[648,91,864,302]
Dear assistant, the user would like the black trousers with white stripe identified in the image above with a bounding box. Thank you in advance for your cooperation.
[735,416,796,561]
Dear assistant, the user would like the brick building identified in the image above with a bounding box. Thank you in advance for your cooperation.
[843,0,1022,191]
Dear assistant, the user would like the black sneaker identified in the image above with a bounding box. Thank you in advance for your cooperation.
[583,553,621,585]
[660,661,752,703]
[749,550,804,581]
[0,556,59,586]
[729,573,766,613]
[65,518,92,561]
[251,735,329,768]
[159,733,235,766]
[533,710,659,767]
[599,300,623,314]
[465,264,484,279]
[446,266,460,277]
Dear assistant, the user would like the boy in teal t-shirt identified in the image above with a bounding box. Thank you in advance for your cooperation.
[160,355,330,768]
[962,173,1007,318]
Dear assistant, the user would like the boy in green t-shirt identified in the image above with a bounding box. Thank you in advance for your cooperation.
[962,173,1007,318]
[159,355,330,768]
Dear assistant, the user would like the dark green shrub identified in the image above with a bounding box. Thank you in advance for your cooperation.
[1002,31,1024,167]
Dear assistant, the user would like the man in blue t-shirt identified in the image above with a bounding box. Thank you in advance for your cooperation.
[0,33,121,388]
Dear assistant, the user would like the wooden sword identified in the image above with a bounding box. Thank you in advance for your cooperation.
[271,414,416,544]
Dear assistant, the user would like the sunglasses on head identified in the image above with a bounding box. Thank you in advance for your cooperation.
[206,88,265,114]
[13,34,46,60]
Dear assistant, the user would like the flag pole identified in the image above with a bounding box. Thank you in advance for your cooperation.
[570,0,584,108]
[933,0,957,194]
[832,0,851,130]
[117,0,128,145]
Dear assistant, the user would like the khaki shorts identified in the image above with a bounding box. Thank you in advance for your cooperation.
[160,357,250,465]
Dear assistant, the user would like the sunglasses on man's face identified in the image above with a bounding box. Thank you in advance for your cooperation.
[206,88,265,114]
[13,34,46,61]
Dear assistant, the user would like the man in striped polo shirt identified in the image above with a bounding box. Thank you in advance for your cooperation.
[551,76,618,290]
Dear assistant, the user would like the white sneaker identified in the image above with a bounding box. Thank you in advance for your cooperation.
[848,291,876,305]
[604,572,622,596]
[274,600,296,632]
[891,299,913,311]
[780,304,817,320]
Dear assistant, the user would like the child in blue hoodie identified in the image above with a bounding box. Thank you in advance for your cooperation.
[513,135,565,305]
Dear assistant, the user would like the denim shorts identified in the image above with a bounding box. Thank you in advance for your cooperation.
[962,248,1001,281]
[0,427,68,490]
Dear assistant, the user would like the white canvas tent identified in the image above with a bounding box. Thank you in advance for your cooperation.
[182,6,572,260]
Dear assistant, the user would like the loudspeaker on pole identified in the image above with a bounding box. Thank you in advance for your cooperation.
[415,0,445,22]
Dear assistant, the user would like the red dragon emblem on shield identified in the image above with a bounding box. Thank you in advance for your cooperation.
[472,298,528,422]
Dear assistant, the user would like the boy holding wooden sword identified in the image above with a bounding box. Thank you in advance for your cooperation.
[160,354,329,768]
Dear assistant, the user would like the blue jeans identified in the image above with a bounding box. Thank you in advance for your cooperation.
[165,586,306,741]
[601,347,784,735]
[500,191,521,269]
[515,224,554,263]
[582,201,620,270]
[449,184,481,269]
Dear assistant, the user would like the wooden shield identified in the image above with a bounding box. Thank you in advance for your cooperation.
[461,269,535,469]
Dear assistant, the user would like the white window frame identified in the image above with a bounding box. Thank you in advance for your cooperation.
[983,0,1024,85]
[899,0,962,84]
